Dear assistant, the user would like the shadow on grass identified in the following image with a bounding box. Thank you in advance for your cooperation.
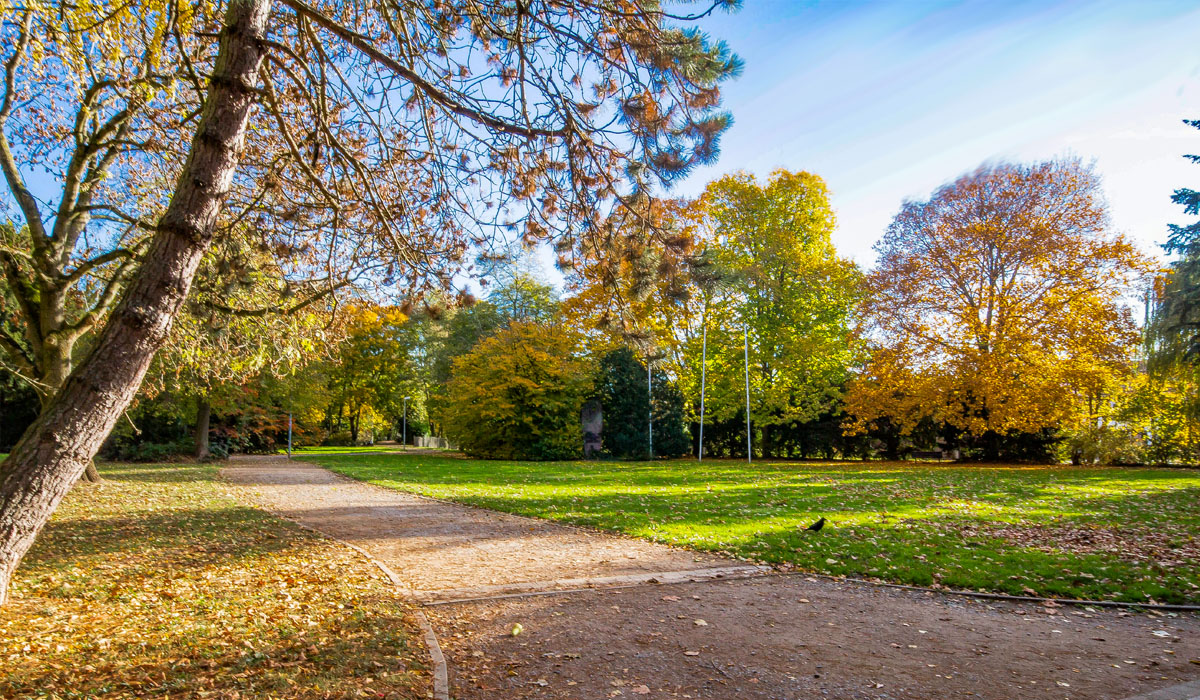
[4,459,426,699]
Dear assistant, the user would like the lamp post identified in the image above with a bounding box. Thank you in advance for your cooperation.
[402,396,411,450]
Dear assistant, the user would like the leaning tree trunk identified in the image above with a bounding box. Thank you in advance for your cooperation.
[34,360,102,483]
[0,0,271,605]
[194,397,212,460]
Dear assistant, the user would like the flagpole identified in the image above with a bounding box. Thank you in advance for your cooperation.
[699,322,707,462]
[744,325,751,464]
[647,358,653,460]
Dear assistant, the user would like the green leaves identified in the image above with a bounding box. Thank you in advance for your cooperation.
[688,170,863,433]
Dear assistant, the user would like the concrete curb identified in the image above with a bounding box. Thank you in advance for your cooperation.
[415,564,770,604]
[313,535,451,700]
[1121,678,1200,700]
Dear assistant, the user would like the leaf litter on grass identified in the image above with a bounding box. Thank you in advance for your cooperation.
[0,462,428,699]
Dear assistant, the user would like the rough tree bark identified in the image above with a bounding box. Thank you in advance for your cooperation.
[194,397,212,459]
[32,387,101,483]
[0,0,271,605]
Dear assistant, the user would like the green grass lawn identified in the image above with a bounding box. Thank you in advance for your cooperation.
[1,461,426,698]
[278,445,437,456]
[304,453,1200,604]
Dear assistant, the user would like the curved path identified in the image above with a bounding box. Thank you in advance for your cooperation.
[224,455,1200,700]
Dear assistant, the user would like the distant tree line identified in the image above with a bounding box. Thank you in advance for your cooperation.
[55,152,1200,466]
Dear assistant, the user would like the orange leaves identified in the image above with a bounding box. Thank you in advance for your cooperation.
[1,462,425,699]
[848,159,1155,438]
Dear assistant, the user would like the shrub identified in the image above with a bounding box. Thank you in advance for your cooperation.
[443,322,591,460]
[111,438,193,463]
[323,431,356,447]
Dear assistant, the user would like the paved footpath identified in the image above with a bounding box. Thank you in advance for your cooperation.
[224,455,1200,700]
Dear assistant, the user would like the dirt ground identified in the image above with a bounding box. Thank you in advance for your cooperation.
[223,456,1200,700]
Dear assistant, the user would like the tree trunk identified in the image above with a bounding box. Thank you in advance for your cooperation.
[33,362,101,484]
[0,0,271,605]
[194,397,212,459]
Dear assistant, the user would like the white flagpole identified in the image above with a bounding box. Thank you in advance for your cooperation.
[647,359,653,460]
[744,325,751,464]
[699,322,707,462]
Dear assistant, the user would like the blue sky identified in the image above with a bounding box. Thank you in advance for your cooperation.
[663,0,1200,267]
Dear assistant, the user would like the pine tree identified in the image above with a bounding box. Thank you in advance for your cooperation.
[595,347,651,459]
[1155,119,1200,363]
[651,372,692,458]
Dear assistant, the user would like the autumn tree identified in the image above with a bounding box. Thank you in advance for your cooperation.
[422,273,560,434]
[146,229,345,457]
[693,170,862,457]
[561,197,701,354]
[320,304,424,444]
[0,0,741,604]
[846,159,1152,452]
[443,321,591,460]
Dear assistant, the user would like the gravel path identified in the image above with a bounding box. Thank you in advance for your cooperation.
[223,455,1200,700]
[222,455,748,598]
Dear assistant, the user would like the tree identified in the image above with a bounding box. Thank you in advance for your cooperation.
[146,230,345,457]
[443,321,591,460]
[487,273,560,325]
[846,159,1152,449]
[1153,118,1200,365]
[693,170,862,457]
[0,0,740,604]
[322,304,422,444]
[592,346,691,459]
[595,347,651,458]
[561,197,701,353]
[650,368,692,458]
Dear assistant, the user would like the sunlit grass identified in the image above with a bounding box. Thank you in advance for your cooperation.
[1,462,426,698]
[278,445,406,455]
[306,453,1200,604]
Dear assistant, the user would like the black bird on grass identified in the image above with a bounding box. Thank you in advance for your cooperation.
[805,517,826,532]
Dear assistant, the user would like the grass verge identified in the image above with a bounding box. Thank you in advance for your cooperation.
[307,453,1200,604]
[0,461,426,699]
[279,446,406,456]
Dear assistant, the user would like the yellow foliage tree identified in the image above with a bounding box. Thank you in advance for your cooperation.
[846,159,1154,441]
[442,322,592,460]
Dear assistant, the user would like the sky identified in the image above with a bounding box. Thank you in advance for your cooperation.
[655,0,1200,268]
